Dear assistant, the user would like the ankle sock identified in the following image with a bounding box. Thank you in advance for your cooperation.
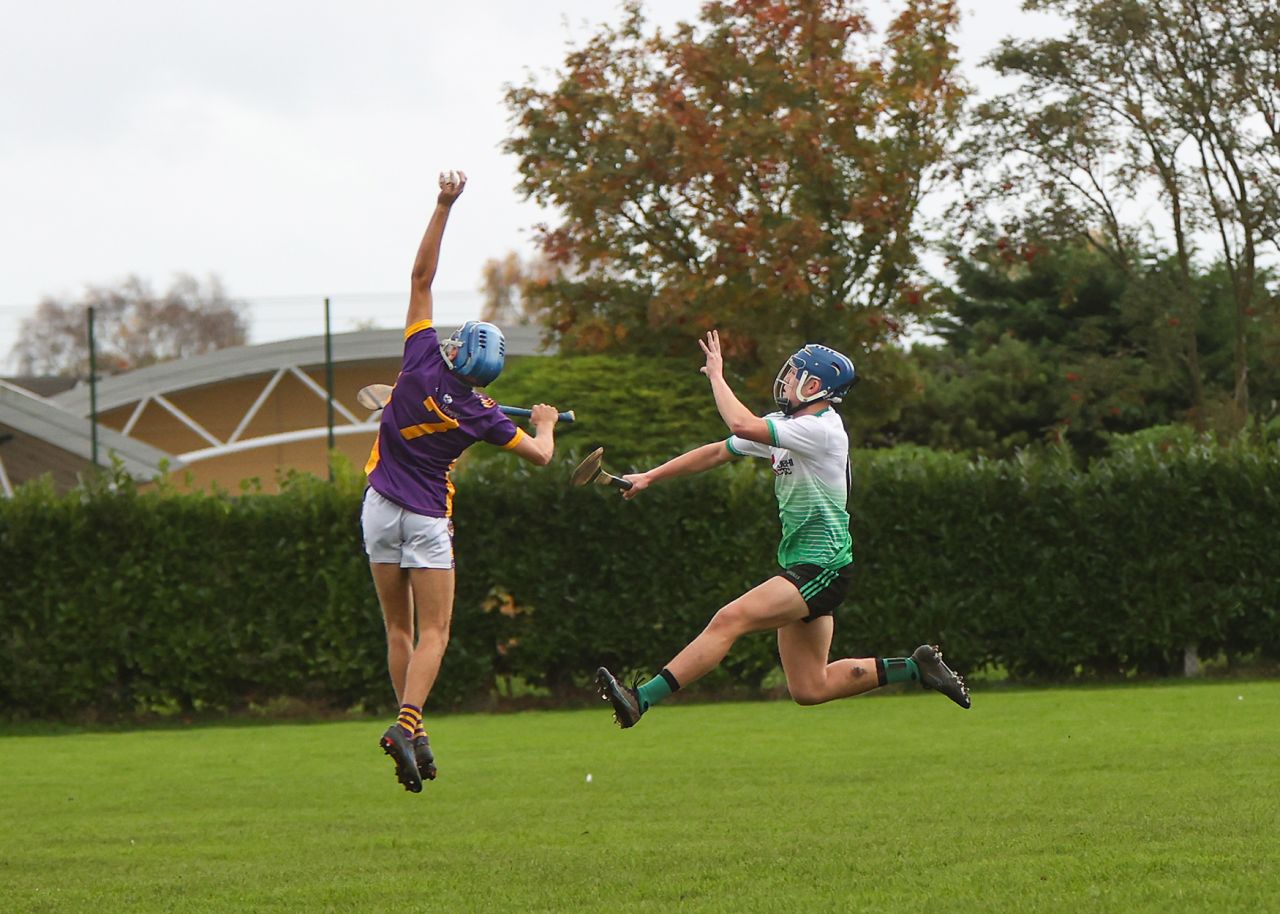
[635,668,681,712]
[396,703,422,737]
[875,657,920,687]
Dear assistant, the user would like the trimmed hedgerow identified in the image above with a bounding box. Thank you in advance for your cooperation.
[1,439,1276,720]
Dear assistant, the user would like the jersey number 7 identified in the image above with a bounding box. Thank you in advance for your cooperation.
[399,397,460,440]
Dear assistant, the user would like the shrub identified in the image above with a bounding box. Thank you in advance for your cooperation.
[2,439,1276,720]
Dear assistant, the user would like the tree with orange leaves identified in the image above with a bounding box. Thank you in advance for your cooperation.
[503,0,964,427]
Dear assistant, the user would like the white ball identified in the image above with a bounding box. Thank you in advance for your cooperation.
[585,773,593,783]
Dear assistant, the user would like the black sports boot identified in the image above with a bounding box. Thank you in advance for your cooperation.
[380,725,424,793]
[596,666,644,728]
[911,644,972,709]
[413,734,438,781]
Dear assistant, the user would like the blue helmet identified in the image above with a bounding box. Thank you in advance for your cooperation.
[773,343,857,414]
[442,321,506,387]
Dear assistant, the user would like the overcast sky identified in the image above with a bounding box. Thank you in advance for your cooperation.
[0,0,1063,368]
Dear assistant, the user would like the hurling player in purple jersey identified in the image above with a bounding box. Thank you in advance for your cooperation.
[363,170,562,793]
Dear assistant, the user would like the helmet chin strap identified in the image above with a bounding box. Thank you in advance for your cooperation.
[783,371,835,414]
[785,395,832,415]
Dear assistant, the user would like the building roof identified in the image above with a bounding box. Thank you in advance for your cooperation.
[0,376,79,398]
[0,381,179,480]
[52,324,548,416]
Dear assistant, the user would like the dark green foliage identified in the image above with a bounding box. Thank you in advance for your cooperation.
[959,0,1280,434]
[483,353,736,470]
[0,466,392,719]
[890,242,1280,456]
[2,440,1277,720]
[887,242,1143,456]
[453,455,779,695]
[841,440,1280,676]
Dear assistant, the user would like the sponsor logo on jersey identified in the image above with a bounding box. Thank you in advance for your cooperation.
[435,391,459,419]
[773,456,794,477]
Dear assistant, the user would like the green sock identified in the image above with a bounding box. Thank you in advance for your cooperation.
[878,657,920,686]
[635,668,680,712]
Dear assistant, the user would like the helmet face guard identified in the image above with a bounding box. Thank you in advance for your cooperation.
[772,344,857,414]
[441,320,506,387]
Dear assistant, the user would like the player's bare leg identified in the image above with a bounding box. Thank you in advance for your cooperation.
[598,576,807,727]
[405,567,455,779]
[777,615,969,708]
[371,562,422,791]
[370,572,440,779]
[776,615,880,705]
[403,568,455,705]
[379,567,454,791]
[667,577,808,684]
[369,563,412,700]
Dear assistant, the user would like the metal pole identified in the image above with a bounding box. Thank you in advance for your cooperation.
[0,432,14,498]
[324,297,335,480]
[88,306,99,467]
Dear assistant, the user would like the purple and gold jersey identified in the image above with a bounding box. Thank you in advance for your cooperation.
[365,321,524,517]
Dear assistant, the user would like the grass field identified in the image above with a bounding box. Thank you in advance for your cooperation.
[2,681,1277,913]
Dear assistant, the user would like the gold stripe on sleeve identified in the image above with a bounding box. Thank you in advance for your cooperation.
[404,319,434,340]
[501,428,526,450]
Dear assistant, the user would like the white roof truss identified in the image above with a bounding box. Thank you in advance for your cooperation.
[122,363,382,465]
[228,368,287,444]
[181,422,377,464]
[285,365,361,425]
[34,326,554,473]
[153,394,223,449]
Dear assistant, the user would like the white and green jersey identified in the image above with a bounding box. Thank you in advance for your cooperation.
[725,408,853,571]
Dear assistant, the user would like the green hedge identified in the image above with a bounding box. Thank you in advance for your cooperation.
[1,441,1277,720]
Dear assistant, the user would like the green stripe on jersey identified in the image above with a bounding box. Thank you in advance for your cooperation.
[775,478,852,569]
[762,408,854,571]
[800,570,836,598]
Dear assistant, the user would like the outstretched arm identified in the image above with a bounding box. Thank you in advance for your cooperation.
[405,170,467,331]
[509,404,559,466]
[620,440,734,500]
[699,330,771,444]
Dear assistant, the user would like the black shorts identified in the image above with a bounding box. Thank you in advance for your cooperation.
[780,563,853,622]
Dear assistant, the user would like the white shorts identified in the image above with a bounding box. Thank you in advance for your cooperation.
[361,487,455,569]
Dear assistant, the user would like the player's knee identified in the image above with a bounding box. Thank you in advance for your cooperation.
[386,625,413,648]
[789,684,826,706]
[708,603,751,635]
[418,618,451,642]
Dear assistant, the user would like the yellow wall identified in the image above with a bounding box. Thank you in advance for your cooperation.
[95,360,396,493]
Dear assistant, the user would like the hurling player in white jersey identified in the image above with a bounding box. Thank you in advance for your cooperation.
[596,330,970,729]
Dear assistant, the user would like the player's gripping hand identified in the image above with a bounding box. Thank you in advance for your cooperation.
[438,170,468,206]
[620,472,650,500]
[529,403,560,428]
